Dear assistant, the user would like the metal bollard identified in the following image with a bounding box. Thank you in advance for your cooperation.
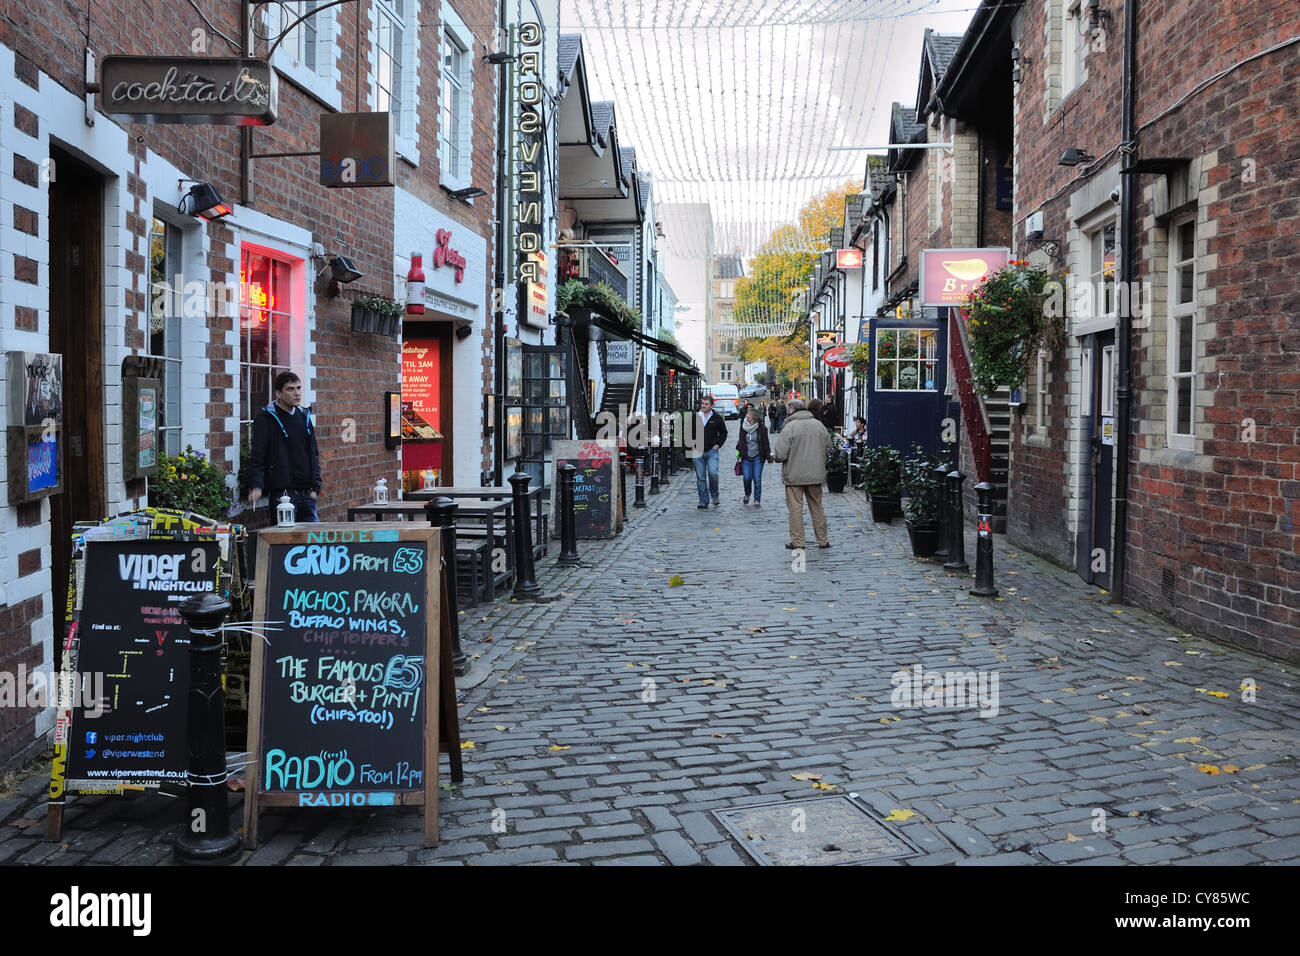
[970,481,999,597]
[634,446,647,507]
[943,470,970,573]
[508,471,541,599]
[557,463,581,565]
[649,438,662,495]
[425,497,468,676]
[174,593,241,865]
[932,463,950,562]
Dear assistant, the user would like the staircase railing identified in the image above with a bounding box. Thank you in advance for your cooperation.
[566,326,595,440]
[948,309,991,483]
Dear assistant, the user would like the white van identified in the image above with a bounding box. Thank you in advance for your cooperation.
[709,383,741,419]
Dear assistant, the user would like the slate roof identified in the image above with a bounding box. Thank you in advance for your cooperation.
[926,30,963,80]
[591,101,615,147]
[558,34,581,80]
[715,254,744,279]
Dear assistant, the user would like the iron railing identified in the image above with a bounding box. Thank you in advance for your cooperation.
[948,310,992,483]
[558,245,629,302]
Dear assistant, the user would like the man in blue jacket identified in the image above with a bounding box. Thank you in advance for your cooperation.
[247,371,322,521]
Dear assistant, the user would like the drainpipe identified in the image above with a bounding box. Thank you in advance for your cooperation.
[493,0,509,483]
[1111,0,1139,603]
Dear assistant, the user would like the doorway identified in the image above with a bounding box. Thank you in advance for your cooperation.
[47,146,107,651]
[1076,330,1116,587]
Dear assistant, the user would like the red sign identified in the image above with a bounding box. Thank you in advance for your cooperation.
[836,249,863,269]
[919,248,1010,307]
[823,346,851,367]
[433,229,466,283]
[401,339,441,476]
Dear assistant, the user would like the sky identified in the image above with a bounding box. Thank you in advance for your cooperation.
[559,0,980,366]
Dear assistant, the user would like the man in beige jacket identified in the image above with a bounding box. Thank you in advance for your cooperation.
[772,399,833,549]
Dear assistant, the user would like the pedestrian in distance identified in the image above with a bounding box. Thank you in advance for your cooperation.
[849,415,866,443]
[735,405,774,506]
[768,401,780,434]
[772,398,833,549]
[247,371,322,522]
[692,394,728,509]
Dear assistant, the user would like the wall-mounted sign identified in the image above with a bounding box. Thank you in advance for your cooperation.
[432,229,466,283]
[512,22,544,285]
[527,251,549,327]
[1101,417,1115,446]
[505,338,523,402]
[6,352,63,504]
[823,346,851,368]
[422,290,472,318]
[836,249,863,269]
[99,56,277,125]
[919,248,1011,307]
[816,330,838,347]
[320,111,395,187]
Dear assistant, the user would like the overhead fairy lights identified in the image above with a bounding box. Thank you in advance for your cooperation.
[566,0,938,269]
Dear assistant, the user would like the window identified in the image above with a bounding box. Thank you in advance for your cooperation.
[440,3,474,187]
[1168,217,1196,448]
[719,363,733,381]
[1062,0,1088,95]
[1072,216,1119,335]
[375,1,405,135]
[278,1,320,72]
[240,249,296,437]
[1035,349,1049,431]
[265,2,340,110]
[147,217,184,457]
[875,329,939,391]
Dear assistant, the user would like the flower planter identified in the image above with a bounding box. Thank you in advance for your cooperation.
[826,471,847,493]
[351,304,368,333]
[905,519,940,557]
[870,495,898,523]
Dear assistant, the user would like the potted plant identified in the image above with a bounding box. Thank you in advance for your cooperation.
[825,430,848,493]
[855,444,901,522]
[351,294,403,335]
[901,445,944,557]
[961,259,1064,395]
[148,445,233,521]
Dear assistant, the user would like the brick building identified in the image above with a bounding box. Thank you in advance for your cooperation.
[0,1,502,771]
[932,0,1300,660]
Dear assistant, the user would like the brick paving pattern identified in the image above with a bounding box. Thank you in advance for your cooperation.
[4,465,1300,866]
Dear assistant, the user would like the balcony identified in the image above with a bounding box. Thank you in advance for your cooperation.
[557,244,629,302]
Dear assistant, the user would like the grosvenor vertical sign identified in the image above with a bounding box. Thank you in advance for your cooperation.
[513,22,543,286]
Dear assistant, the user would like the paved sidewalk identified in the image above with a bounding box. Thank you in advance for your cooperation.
[4,463,1300,866]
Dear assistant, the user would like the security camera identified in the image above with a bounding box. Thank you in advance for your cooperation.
[1110,186,1121,204]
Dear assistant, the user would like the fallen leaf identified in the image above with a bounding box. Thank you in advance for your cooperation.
[1197,764,1221,775]
[746,626,766,633]
[440,783,458,791]
[811,781,837,791]
[1222,764,1240,774]
[460,741,476,750]
[791,772,822,781]
[879,716,901,723]
[493,725,508,731]
[1206,690,1230,698]
[1164,661,1181,667]
[547,744,570,752]
[1124,676,1145,681]
[1066,833,1082,842]
[709,733,728,738]
[884,809,916,822]
[702,679,715,685]
[476,706,490,712]
[668,574,684,587]
[782,606,797,611]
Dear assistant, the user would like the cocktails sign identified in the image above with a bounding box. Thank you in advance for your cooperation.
[99,56,278,125]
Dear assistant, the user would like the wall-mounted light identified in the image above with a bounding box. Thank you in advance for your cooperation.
[329,256,363,284]
[1058,147,1094,167]
[179,182,232,222]
[455,323,473,341]
[447,186,486,201]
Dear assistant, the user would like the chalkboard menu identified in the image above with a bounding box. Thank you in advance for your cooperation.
[551,439,618,539]
[246,524,443,847]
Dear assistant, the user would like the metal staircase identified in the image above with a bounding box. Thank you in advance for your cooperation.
[984,387,1011,533]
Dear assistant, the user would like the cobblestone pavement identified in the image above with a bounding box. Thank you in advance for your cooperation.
[5,465,1300,866]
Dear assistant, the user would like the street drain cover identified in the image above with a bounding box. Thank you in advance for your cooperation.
[713,797,922,866]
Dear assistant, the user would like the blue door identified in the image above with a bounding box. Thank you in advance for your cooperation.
[866,314,949,459]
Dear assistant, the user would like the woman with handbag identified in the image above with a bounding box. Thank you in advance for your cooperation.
[735,406,774,506]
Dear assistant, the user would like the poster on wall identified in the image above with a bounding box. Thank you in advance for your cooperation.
[6,352,63,503]
[505,339,523,402]
[138,385,157,470]
[8,352,62,427]
[506,407,524,460]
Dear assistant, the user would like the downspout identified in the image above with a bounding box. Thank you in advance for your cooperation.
[1111,0,1139,603]
[493,0,509,482]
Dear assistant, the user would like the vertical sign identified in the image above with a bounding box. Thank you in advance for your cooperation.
[513,22,544,286]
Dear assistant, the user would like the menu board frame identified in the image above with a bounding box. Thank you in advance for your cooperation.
[245,524,448,848]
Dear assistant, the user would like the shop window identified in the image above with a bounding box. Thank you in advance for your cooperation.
[239,249,296,438]
[1168,217,1197,450]
[875,329,939,392]
[147,216,184,457]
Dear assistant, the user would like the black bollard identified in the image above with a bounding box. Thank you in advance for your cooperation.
[557,463,581,565]
[174,593,241,865]
[970,481,1000,597]
[634,447,647,508]
[508,471,541,599]
[425,497,468,676]
[932,462,950,561]
[943,470,970,573]
[649,440,662,495]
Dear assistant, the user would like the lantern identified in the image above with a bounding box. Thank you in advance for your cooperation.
[276,493,296,527]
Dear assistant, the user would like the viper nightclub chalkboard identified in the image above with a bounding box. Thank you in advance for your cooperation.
[246,524,442,846]
[551,439,617,539]
[61,538,221,790]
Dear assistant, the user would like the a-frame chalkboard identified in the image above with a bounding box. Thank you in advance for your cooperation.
[244,523,461,849]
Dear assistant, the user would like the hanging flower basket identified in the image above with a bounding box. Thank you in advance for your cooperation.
[961,260,1063,395]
